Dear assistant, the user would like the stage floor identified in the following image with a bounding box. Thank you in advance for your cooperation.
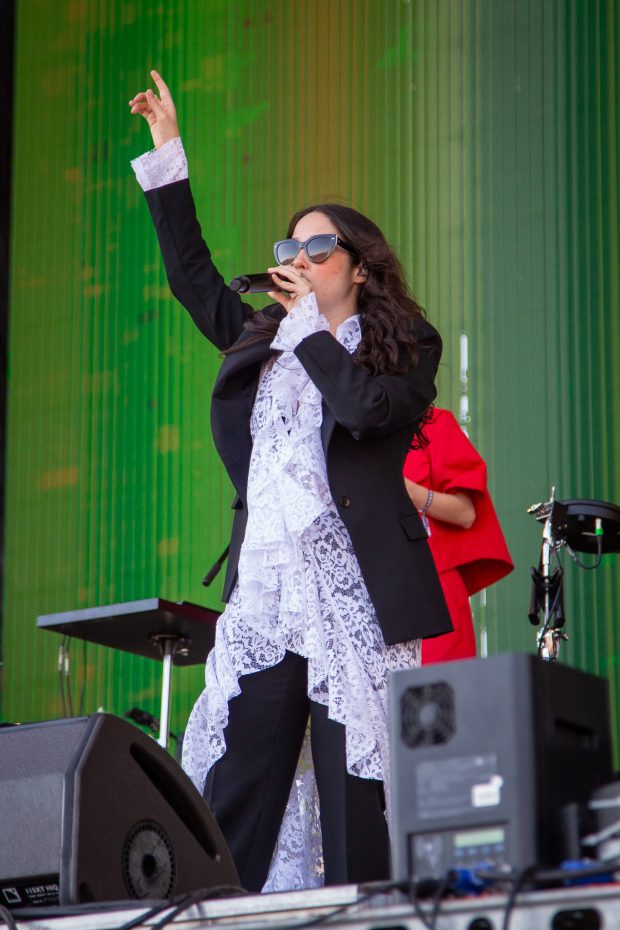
[8,881,620,930]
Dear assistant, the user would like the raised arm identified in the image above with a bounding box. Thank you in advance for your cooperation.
[144,179,254,350]
[129,72,254,350]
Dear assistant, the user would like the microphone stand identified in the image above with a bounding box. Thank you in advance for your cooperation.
[527,487,568,661]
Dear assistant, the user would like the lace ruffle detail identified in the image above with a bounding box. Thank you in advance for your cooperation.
[262,730,323,892]
[270,293,362,354]
[236,302,330,643]
[270,292,329,351]
[131,136,188,191]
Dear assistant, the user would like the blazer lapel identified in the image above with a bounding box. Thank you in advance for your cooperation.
[216,306,286,382]
[217,338,275,381]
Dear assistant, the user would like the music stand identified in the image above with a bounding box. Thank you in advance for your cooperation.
[37,598,219,749]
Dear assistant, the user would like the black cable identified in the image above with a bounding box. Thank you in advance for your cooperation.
[566,533,603,570]
[115,898,184,930]
[0,905,18,930]
[364,878,449,930]
[193,884,249,899]
[500,865,537,930]
[429,870,455,930]
[150,889,215,930]
[477,856,620,889]
[151,885,250,930]
[279,890,375,930]
[498,859,620,929]
[112,860,620,930]
[115,886,250,930]
[409,857,620,930]
[533,857,620,885]
[407,879,434,930]
[150,885,386,930]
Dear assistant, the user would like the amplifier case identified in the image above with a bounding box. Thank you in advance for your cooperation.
[389,653,613,881]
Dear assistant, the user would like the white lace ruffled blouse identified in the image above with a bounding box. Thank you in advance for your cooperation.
[132,142,421,891]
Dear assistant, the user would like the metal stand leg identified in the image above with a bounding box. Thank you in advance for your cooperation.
[158,641,174,749]
[149,634,188,750]
[528,487,568,661]
[537,515,560,660]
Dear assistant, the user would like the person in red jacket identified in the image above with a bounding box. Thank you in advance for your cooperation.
[404,407,514,663]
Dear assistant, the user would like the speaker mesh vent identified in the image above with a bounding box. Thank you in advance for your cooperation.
[122,820,176,899]
[401,682,455,747]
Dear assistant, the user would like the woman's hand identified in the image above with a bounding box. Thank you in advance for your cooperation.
[128,70,179,150]
[267,265,313,314]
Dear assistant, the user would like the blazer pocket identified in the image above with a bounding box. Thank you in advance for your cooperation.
[399,512,428,541]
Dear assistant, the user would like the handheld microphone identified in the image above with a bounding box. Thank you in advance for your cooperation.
[202,544,230,587]
[229,273,279,294]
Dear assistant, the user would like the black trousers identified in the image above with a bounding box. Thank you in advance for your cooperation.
[204,650,390,892]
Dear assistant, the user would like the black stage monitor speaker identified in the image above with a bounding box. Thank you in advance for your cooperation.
[0,713,239,909]
[389,653,613,883]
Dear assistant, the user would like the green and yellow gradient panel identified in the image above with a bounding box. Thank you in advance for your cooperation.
[3,1,619,748]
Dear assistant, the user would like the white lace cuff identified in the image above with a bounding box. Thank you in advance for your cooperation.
[270,292,329,352]
[335,314,362,351]
[131,137,188,191]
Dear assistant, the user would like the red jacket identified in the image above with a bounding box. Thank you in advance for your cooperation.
[404,408,513,660]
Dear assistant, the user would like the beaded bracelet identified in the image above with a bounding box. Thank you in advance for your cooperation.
[421,488,434,516]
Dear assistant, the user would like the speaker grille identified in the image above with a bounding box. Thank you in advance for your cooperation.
[400,682,455,747]
[122,821,176,899]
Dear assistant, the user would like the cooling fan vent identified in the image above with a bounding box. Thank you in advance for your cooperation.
[400,682,456,747]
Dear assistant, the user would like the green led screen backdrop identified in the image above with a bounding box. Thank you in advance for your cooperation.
[3,1,619,748]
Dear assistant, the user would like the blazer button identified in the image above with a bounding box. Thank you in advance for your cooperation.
[339,496,351,508]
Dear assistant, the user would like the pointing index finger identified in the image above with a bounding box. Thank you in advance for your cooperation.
[150,69,171,101]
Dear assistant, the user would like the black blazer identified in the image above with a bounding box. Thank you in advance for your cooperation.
[144,179,453,645]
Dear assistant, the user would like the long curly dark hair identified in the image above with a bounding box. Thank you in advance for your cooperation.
[227,203,426,376]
